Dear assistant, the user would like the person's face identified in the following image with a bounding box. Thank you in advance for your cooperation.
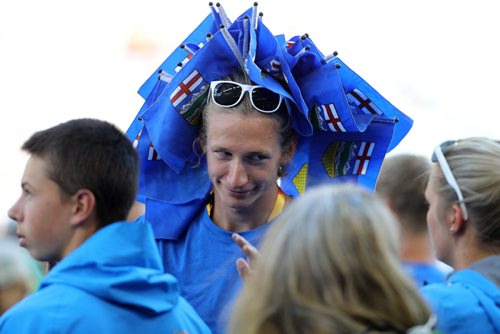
[425,165,453,265]
[8,155,74,263]
[206,109,284,211]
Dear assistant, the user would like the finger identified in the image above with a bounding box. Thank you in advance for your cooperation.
[236,257,252,281]
[241,244,259,263]
[232,233,249,249]
[232,233,260,262]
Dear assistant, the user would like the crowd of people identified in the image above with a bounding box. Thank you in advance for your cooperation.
[1,3,499,334]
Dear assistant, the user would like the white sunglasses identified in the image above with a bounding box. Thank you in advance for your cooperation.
[431,140,468,221]
[209,80,283,113]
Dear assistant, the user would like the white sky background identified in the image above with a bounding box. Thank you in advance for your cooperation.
[1,0,498,224]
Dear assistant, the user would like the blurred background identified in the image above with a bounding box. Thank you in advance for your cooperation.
[1,0,498,225]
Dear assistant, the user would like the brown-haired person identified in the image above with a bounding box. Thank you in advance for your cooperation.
[0,119,210,334]
[376,154,450,287]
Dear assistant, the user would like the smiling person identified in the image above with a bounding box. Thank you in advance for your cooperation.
[128,4,414,333]
[203,77,295,231]
[421,137,500,333]
[0,119,210,334]
[152,72,296,333]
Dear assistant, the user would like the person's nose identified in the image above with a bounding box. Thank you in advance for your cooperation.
[226,159,249,189]
[8,198,23,223]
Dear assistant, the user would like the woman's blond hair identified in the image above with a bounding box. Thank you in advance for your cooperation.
[431,137,500,251]
[229,183,431,334]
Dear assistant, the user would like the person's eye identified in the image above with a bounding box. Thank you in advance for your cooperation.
[22,188,32,197]
[247,154,269,164]
[214,150,232,160]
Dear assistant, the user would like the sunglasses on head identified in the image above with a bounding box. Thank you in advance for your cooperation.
[431,140,469,221]
[210,80,283,113]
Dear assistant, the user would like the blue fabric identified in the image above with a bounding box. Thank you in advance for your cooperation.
[125,5,413,239]
[281,120,395,196]
[401,261,447,287]
[0,222,211,334]
[245,15,311,136]
[133,125,212,205]
[145,195,211,239]
[421,269,500,334]
[333,58,413,151]
[156,208,272,334]
[124,4,413,239]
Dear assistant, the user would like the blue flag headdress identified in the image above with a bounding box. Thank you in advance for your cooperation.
[126,2,413,239]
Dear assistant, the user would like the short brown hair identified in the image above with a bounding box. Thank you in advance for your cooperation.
[376,154,431,234]
[22,118,139,227]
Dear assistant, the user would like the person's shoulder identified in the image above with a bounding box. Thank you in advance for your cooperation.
[1,293,38,320]
[0,287,63,332]
[420,275,486,318]
[420,272,482,298]
[421,279,500,334]
[420,280,459,301]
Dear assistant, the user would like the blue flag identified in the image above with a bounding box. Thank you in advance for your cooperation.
[281,120,395,196]
[335,57,412,151]
[125,4,413,239]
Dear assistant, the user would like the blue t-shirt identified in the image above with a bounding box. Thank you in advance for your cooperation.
[156,208,271,334]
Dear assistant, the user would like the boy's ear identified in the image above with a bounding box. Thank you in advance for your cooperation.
[69,189,96,226]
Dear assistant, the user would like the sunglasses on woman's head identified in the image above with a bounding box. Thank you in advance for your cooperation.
[431,140,469,221]
[210,80,283,113]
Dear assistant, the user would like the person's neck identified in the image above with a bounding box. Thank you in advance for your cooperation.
[400,231,436,263]
[212,187,279,232]
[451,226,493,270]
[452,244,493,270]
[60,221,98,260]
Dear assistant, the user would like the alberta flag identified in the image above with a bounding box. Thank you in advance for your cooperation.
[281,121,395,196]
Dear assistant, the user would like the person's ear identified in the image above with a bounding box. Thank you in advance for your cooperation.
[449,203,466,235]
[280,137,296,165]
[69,189,96,226]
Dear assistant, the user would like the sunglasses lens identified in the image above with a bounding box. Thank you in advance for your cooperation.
[251,87,281,112]
[212,82,242,106]
[432,140,457,162]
